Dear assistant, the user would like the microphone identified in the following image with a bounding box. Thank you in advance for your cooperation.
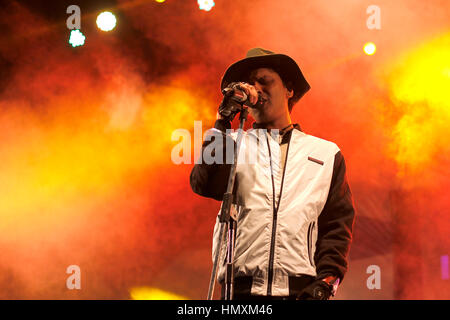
[222,83,265,108]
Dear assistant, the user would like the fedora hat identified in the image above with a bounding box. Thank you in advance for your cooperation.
[221,48,310,105]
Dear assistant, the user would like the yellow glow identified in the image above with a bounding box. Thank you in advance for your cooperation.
[364,42,376,55]
[0,77,214,232]
[141,78,215,147]
[380,33,450,179]
[130,287,187,300]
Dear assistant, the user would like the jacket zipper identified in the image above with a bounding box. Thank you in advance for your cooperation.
[266,131,291,296]
[307,221,315,266]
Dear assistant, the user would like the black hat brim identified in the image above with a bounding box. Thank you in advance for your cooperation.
[220,54,310,103]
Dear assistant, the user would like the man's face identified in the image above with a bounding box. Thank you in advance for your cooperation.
[247,68,293,123]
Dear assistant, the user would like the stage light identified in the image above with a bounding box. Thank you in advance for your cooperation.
[364,42,376,55]
[96,11,117,31]
[198,0,215,11]
[68,29,86,47]
[155,0,166,2]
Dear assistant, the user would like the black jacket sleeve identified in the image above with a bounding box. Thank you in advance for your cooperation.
[314,150,355,282]
[189,119,236,201]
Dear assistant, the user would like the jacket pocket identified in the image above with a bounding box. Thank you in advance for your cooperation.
[307,221,316,267]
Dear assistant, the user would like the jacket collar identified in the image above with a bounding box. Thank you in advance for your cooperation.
[251,122,302,134]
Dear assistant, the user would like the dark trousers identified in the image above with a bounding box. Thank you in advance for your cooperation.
[221,275,315,300]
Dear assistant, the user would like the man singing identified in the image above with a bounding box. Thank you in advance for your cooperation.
[190,48,355,300]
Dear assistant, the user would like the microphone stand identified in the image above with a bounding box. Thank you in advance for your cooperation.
[207,107,249,300]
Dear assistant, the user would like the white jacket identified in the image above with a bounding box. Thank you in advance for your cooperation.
[191,123,355,297]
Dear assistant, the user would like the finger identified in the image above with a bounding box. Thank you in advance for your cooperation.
[249,88,258,105]
[237,82,249,94]
[244,85,257,105]
[238,83,258,104]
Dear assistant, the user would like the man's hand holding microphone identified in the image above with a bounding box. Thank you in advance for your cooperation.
[217,82,262,122]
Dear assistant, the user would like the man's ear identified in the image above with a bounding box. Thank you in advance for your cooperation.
[286,88,294,99]
[284,80,294,99]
